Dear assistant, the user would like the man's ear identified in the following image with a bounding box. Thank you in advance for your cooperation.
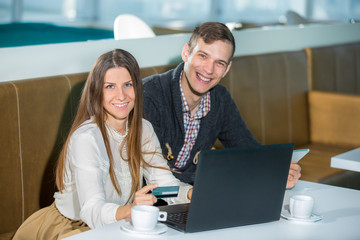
[222,61,232,78]
[181,43,190,62]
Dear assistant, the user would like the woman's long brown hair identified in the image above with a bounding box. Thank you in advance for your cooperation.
[56,49,148,203]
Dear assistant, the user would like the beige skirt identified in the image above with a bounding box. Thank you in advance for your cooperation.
[12,203,90,240]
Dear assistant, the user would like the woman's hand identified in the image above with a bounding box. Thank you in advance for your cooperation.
[116,184,158,221]
[132,184,158,206]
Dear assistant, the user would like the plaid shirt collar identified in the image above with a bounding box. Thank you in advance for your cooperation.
[179,72,211,119]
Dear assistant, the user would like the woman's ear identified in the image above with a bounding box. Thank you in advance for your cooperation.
[181,43,190,62]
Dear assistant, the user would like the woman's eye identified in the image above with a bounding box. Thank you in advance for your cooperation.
[105,84,114,89]
[125,82,133,87]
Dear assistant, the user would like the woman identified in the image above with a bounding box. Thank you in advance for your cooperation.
[13,49,192,240]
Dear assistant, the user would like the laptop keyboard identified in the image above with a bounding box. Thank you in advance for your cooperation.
[167,211,188,225]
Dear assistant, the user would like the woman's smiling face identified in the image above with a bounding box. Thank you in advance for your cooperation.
[103,67,135,132]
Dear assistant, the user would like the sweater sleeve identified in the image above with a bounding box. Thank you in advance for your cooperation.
[143,75,165,143]
[216,86,260,148]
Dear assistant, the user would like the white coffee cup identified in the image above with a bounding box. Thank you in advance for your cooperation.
[289,195,314,219]
[131,205,167,231]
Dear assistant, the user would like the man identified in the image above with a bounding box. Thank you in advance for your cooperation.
[143,22,301,188]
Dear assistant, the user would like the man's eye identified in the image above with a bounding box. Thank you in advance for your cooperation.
[217,61,225,67]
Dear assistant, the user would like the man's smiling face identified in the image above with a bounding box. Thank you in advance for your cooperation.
[181,38,233,98]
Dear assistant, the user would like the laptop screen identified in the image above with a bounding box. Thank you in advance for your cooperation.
[161,143,294,233]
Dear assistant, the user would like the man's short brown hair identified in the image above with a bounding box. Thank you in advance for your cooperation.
[188,22,235,60]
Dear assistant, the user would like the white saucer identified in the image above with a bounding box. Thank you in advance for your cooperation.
[120,221,168,235]
[281,210,323,222]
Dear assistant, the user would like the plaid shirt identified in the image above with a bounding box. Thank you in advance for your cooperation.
[174,77,211,168]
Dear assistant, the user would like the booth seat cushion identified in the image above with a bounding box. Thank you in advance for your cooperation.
[0,232,15,240]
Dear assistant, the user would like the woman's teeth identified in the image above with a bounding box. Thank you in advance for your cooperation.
[114,103,127,108]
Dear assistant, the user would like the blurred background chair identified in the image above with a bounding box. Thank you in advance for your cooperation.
[285,10,341,26]
[285,10,310,25]
[113,14,155,40]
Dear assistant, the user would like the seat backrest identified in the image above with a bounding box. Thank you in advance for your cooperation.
[309,90,360,147]
[0,73,87,235]
[113,14,155,40]
[221,50,310,147]
[308,41,360,95]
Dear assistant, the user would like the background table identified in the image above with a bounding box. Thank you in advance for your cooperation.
[331,147,360,172]
[65,181,360,240]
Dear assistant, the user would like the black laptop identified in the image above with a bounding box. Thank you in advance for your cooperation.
[159,143,294,233]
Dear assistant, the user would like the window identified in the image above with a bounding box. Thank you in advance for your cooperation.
[0,0,358,28]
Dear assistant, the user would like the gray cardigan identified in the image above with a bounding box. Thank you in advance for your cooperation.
[143,63,259,184]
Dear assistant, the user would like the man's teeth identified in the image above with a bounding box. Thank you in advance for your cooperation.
[197,73,211,82]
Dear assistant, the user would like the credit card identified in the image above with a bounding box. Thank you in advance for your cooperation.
[152,186,179,198]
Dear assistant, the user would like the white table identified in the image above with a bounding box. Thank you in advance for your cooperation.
[65,181,360,240]
[331,147,360,172]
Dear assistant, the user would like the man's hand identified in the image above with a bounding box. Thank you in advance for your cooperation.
[187,188,193,200]
[287,162,301,189]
